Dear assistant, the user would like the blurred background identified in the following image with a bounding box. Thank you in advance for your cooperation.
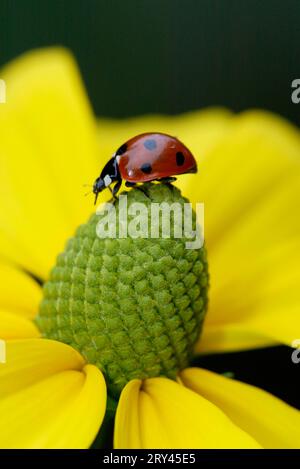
[0,0,299,410]
[0,0,299,123]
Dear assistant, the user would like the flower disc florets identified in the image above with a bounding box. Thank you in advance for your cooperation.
[37,183,209,395]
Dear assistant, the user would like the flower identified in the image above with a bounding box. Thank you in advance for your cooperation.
[0,48,299,449]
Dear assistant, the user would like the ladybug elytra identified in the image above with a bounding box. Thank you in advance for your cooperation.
[93,132,197,204]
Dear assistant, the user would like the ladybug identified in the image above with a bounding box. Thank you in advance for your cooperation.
[93,132,197,204]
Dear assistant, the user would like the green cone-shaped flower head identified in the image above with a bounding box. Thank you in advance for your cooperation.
[37,183,209,395]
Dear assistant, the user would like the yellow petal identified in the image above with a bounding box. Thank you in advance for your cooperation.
[0,340,106,448]
[0,48,100,279]
[0,261,41,318]
[200,239,300,352]
[181,368,300,449]
[0,310,40,340]
[193,110,300,352]
[0,338,85,398]
[0,363,106,449]
[0,262,41,340]
[98,108,232,160]
[114,377,260,449]
[199,324,276,354]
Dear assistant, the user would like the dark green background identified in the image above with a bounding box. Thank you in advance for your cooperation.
[1,0,299,123]
[0,0,299,410]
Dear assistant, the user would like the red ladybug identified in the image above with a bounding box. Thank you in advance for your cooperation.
[93,132,197,204]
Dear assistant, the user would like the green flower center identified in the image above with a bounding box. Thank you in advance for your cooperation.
[36,183,209,396]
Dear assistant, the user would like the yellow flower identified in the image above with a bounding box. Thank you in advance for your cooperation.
[0,48,299,449]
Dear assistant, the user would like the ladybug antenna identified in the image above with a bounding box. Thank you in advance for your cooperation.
[94,191,99,206]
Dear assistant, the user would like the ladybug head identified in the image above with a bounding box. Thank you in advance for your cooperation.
[93,176,106,205]
[92,156,121,204]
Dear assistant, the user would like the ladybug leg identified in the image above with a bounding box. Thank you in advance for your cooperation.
[112,178,122,198]
[159,177,177,184]
[125,181,150,198]
[108,186,118,202]
[134,185,151,199]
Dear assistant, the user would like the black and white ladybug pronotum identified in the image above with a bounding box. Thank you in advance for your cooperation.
[92,132,197,204]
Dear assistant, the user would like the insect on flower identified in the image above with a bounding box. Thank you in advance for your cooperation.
[92,132,198,203]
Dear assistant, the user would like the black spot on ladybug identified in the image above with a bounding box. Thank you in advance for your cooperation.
[143,139,157,151]
[116,143,127,156]
[176,151,185,166]
[140,163,152,174]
